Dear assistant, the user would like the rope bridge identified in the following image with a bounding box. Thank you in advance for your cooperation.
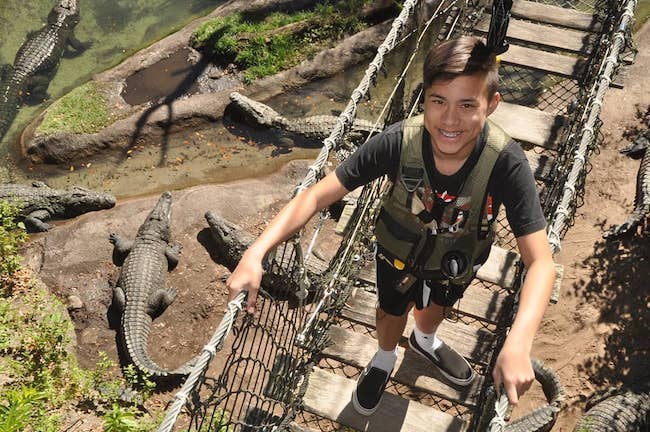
[157,0,637,430]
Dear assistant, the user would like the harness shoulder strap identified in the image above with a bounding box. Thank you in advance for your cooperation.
[464,120,511,231]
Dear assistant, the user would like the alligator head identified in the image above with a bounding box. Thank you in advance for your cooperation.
[61,186,116,217]
[229,92,284,128]
[137,191,173,241]
[620,135,649,160]
[48,0,80,28]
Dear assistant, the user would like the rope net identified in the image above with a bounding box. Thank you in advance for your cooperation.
[157,0,635,429]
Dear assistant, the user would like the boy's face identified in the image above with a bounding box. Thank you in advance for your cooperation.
[423,73,499,160]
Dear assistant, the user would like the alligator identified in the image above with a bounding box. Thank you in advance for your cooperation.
[0,181,115,232]
[0,0,90,142]
[228,92,381,148]
[205,211,330,304]
[603,130,650,239]
[110,192,195,378]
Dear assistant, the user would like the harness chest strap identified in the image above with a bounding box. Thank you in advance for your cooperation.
[375,114,510,282]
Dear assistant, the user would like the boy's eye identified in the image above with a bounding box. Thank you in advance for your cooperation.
[461,103,475,109]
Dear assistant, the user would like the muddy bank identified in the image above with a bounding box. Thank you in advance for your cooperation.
[21,1,395,165]
[20,159,314,374]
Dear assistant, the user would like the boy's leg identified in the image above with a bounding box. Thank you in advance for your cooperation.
[408,281,475,386]
[351,248,412,416]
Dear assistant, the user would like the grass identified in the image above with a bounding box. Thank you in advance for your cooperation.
[191,2,367,84]
[0,201,161,431]
[36,81,113,135]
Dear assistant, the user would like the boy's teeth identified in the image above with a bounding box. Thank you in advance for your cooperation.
[440,130,461,137]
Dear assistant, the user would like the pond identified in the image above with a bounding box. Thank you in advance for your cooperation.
[1,0,430,198]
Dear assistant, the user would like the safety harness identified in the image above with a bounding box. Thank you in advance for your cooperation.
[374,114,511,283]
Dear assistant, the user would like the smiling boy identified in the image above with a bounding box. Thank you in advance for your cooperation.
[225,36,555,415]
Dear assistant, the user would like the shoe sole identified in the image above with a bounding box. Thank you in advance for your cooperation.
[351,387,381,416]
[408,337,476,387]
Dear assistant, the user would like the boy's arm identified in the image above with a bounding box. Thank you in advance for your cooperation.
[492,228,555,405]
[226,172,350,313]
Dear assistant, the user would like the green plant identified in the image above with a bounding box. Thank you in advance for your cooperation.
[103,404,140,432]
[0,200,27,280]
[122,364,156,401]
[0,385,47,432]
[191,2,367,83]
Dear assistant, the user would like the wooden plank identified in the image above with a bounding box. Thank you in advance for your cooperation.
[476,16,592,53]
[356,267,508,323]
[323,325,484,406]
[499,43,586,78]
[303,367,468,432]
[511,0,601,32]
[491,102,566,149]
[341,289,495,362]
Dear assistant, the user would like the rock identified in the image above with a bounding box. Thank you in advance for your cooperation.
[66,295,84,310]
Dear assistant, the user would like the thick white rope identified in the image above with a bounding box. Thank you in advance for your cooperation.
[547,0,637,255]
[487,2,638,430]
[156,4,422,430]
[156,293,245,432]
[292,0,421,197]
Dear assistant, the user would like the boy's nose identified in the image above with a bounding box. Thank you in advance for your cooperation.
[441,106,459,126]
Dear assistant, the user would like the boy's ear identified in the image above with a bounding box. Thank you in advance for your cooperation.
[487,91,500,116]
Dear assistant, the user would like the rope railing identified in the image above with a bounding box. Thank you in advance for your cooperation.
[156,293,245,432]
[292,0,420,197]
[486,1,638,429]
[547,0,637,255]
[155,3,424,431]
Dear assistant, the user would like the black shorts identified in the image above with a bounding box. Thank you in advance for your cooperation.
[375,245,471,316]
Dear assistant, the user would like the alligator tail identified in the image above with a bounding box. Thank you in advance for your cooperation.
[604,146,650,239]
[0,73,23,142]
[123,313,195,379]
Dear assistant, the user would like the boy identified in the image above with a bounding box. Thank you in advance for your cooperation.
[225,36,555,415]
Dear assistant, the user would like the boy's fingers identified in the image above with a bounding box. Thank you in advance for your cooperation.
[247,288,258,314]
[505,382,519,406]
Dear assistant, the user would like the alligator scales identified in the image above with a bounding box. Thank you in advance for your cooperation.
[0,181,115,232]
[110,192,194,377]
[0,0,89,142]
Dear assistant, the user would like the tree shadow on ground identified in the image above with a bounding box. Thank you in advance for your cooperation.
[573,225,650,388]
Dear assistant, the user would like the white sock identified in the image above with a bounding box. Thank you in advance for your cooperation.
[370,347,397,372]
[414,326,443,351]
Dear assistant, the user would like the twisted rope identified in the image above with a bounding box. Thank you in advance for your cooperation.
[156,293,245,432]
[547,0,637,254]
[292,0,420,196]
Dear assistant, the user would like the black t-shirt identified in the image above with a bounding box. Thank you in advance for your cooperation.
[335,120,547,238]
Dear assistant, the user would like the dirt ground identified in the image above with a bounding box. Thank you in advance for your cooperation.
[531,21,650,431]
[17,21,650,432]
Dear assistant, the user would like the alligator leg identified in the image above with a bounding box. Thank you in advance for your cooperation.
[66,34,93,55]
[112,285,126,312]
[25,75,51,103]
[146,287,177,319]
[165,244,181,271]
[24,210,53,232]
[109,233,133,266]
[107,284,126,330]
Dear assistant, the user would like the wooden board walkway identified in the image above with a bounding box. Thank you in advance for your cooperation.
[298,2,593,430]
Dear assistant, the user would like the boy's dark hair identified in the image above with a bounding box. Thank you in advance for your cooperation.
[423,36,499,98]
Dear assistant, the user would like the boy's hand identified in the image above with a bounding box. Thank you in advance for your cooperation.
[226,251,264,314]
[492,341,535,406]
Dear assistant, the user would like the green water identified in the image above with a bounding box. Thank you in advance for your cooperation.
[0,0,224,153]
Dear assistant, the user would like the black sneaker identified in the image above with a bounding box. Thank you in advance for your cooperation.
[408,332,475,386]
[351,363,392,416]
